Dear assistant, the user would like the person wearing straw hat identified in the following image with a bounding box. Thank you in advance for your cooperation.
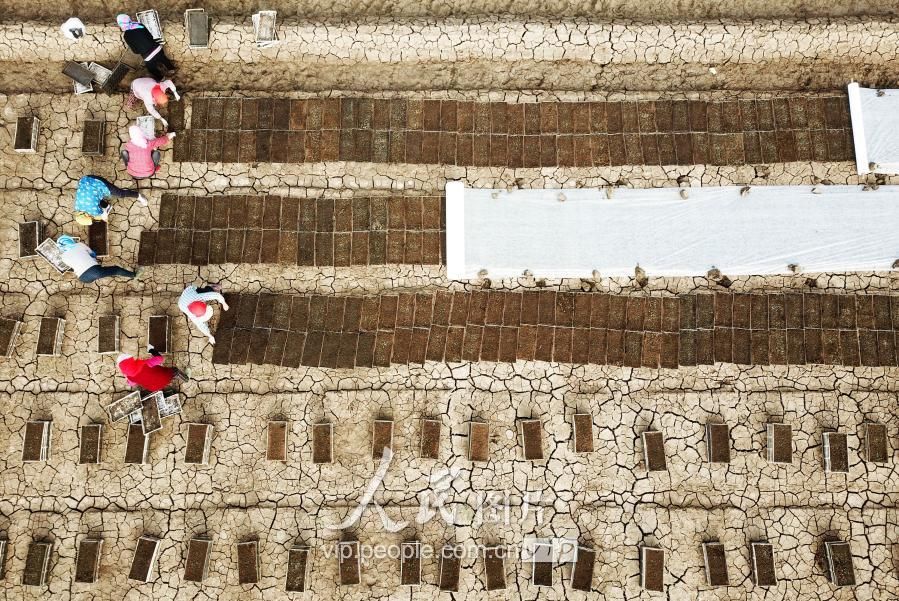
[73,175,147,226]
[178,284,229,345]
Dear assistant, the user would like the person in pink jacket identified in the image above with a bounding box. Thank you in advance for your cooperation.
[121,125,175,179]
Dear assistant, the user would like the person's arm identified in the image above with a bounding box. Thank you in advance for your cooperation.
[141,95,165,123]
[190,315,212,339]
[161,80,180,100]
[149,135,171,149]
[196,291,226,306]
[146,355,165,367]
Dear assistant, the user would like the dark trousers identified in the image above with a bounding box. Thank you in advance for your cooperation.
[92,175,139,201]
[121,149,161,169]
[146,51,176,80]
[78,265,136,283]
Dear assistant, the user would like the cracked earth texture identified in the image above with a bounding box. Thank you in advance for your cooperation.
[4,19,899,92]
[2,10,899,601]
[2,0,898,22]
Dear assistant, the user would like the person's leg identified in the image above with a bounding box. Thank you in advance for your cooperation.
[77,265,103,283]
[93,175,139,199]
[78,265,135,282]
[145,57,165,81]
[157,51,176,71]
[173,368,189,382]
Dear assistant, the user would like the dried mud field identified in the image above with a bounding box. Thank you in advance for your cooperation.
[1,5,899,601]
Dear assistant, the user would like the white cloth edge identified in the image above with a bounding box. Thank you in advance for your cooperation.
[847,82,869,175]
[444,180,466,280]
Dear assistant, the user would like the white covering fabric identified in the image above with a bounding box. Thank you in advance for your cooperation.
[848,82,899,175]
[445,182,899,280]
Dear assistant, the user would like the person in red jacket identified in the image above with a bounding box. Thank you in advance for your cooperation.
[116,346,188,392]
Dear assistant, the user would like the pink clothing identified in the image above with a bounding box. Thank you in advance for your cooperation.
[125,132,170,178]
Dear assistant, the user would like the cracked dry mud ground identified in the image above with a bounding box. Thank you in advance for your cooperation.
[2,10,899,601]
[6,20,899,92]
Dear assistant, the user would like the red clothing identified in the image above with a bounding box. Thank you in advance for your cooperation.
[118,354,176,392]
[125,135,170,178]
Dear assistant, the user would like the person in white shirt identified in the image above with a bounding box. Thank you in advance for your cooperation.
[178,284,229,345]
[57,235,136,283]
[130,77,180,127]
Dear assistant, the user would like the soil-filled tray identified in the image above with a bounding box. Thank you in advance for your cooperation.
[312,423,333,464]
[22,420,51,462]
[468,421,489,462]
[184,423,212,464]
[824,431,849,472]
[642,431,667,471]
[483,546,506,590]
[285,546,311,592]
[641,546,664,592]
[185,9,209,48]
[825,541,855,587]
[573,413,594,453]
[766,423,793,464]
[0,317,22,357]
[751,542,777,586]
[88,221,108,256]
[337,541,360,585]
[22,541,51,586]
[78,424,102,464]
[36,317,64,356]
[400,542,421,585]
[371,419,393,459]
[571,546,596,591]
[140,395,163,435]
[865,423,889,463]
[14,116,38,152]
[267,420,288,461]
[419,418,441,459]
[147,315,170,353]
[81,120,105,155]
[106,391,142,423]
[237,540,259,584]
[183,537,211,582]
[438,545,461,591]
[531,543,553,587]
[124,424,148,464]
[74,538,102,583]
[518,419,544,460]
[703,542,730,587]
[706,423,731,463]
[128,536,160,582]
[18,221,39,257]
[97,315,119,354]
